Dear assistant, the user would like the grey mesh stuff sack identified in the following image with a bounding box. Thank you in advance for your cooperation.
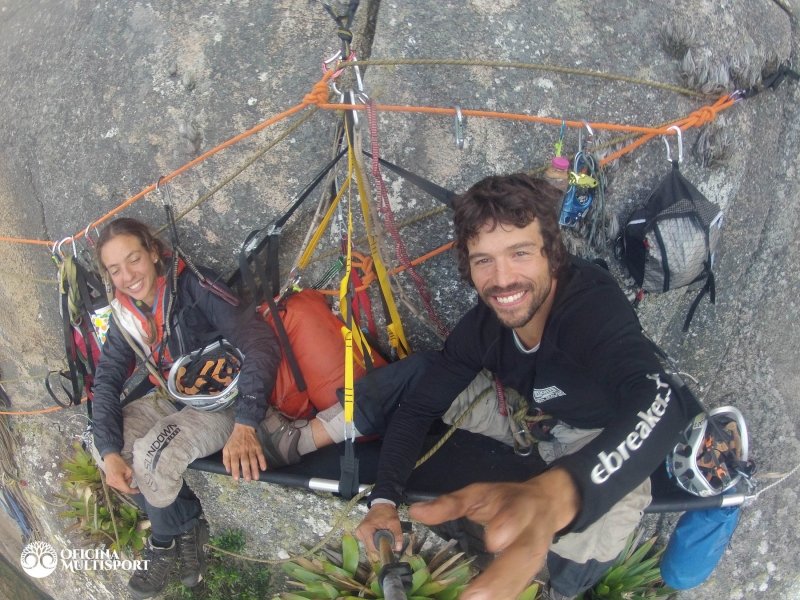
[620,161,723,331]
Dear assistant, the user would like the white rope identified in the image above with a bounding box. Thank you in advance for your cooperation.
[751,462,800,500]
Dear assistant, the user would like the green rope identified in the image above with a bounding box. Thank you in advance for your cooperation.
[0,373,53,385]
[311,256,346,289]
[338,58,717,100]
[0,271,57,285]
[509,389,553,445]
[155,107,321,235]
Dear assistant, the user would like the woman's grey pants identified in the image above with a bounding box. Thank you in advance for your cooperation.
[95,392,237,536]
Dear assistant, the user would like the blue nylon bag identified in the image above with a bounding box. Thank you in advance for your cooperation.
[660,504,740,589]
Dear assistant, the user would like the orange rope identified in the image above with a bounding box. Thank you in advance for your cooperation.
[598,95,735,167]
[0,406,64,416]
[318,241,454,296]
[0,68,733,249]
[0,72,336,248]
[0,237,55,246]
[76,103,310,239]
[391,240,454,275]
[313,101,731,135]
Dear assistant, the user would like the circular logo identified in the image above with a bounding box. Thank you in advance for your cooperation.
[20,541,58,578]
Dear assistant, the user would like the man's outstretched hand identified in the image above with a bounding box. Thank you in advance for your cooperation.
[409,468,580,600]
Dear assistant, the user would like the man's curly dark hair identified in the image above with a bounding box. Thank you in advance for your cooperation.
[452,173,568,286]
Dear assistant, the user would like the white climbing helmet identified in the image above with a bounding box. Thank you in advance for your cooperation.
[667,406,749,497]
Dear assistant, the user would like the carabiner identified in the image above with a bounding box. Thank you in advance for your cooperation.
[454,106,465,150]
[348,89,360,131]
[514,438,534,457]
[56,236,76,259]
[322,49,343,74]
[322,49,355,80]
[84,224,99,248]
[155,176,174,207]
[579,121,594,154]
[663,125,684,163]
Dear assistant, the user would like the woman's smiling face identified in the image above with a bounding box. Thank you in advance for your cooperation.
[100,234,160,307]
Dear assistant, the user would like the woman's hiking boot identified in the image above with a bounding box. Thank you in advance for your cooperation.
[257,406,307,467]
[178,516,209,587]
[127,537,178,599]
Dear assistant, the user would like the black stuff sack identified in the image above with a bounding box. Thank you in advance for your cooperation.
[619,160,723,331]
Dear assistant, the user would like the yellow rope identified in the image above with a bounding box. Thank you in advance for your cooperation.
[338,58,716,100]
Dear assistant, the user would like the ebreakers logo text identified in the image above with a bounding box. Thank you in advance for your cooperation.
[590,374,672,484]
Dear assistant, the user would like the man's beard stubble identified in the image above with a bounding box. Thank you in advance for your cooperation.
[481,278,553,330]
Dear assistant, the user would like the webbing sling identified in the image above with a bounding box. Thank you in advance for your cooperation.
[297,161,353,269]
[334,141,375,370]
[238,230,307,393]
[350,127,411,359]
[227,148,347,294]
[361,150,455,208]
[338,144,359,499]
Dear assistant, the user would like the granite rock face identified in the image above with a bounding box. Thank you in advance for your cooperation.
[0,0,798,598]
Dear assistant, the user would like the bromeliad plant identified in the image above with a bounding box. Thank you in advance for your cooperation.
[57,441,150,554]
[277,533,488,600]
[577,529,674,600]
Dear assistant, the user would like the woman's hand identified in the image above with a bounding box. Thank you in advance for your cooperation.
[223,423,267,482]
[103,453,139,495]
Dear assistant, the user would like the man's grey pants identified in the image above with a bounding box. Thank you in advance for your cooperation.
[95,392,238,537]
[443,372,652,597]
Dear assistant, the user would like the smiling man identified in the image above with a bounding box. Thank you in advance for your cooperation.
[355,174,699,600]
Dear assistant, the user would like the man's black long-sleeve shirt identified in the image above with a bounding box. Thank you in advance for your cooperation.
[369,257,699,532]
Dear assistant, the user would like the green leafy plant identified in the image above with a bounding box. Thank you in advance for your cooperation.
[276,532,495,600]
[577,529,674,600]
[56,441,149,554]
[165,529,271,600]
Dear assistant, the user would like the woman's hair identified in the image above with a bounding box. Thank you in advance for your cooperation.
[96,217,170,344]
[452,173,569,286]
[96,218,169,276]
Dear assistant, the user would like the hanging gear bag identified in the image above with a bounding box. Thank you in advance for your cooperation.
[619,160,723,330]
[46,256,115,411]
